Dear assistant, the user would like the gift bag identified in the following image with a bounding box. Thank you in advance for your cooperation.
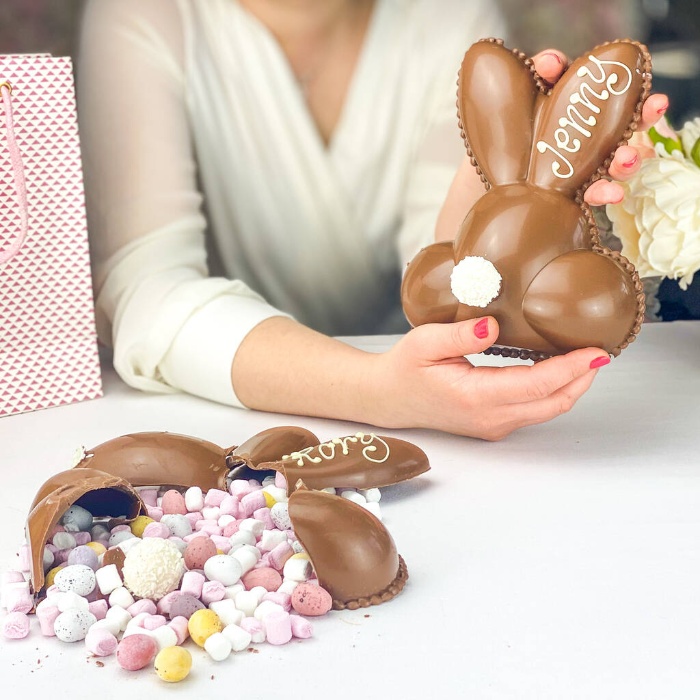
[0,55,102,416]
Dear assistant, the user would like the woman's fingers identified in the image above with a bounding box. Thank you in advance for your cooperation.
[584,179,624,206]
[531,49,568,83]
[408,316,498,364]
[640,93,669,131]
[473,348,609,406]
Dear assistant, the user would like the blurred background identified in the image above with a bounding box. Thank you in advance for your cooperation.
[1,0,698,122]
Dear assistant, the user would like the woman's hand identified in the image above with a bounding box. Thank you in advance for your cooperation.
[532,49,669,206]
[370,316,608,441]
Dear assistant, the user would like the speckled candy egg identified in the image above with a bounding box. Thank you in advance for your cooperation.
[168,592,205,620]
[161,490,188,515]
[270,502,292,530]
[183,537,217,570]
[117,633,159,671]
[54,564,97,597]
[122,539,185,601]
[160,514,192,539]
[54,609,97,642]
[291,582,333,616]
[67,545,99,571]
[203,554,242,586]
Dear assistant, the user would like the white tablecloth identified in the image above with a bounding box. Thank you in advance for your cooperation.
[2,321,699,699]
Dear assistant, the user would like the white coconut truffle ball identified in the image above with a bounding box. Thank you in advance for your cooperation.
[450,255,502,307]
[122,538,185,601]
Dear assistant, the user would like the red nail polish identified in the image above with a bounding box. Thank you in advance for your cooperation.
[623,156,638,168]
[543,51,562,65]
[657,106,668,115]
[474,318,489,339]
[589,356,610,369]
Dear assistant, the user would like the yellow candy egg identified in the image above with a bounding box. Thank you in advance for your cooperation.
[187,609,222,647]
[263,491,277,508]
[154,646,192,683]
[129,515,155,538]
[45,566,63,588]
[85,541,106,556]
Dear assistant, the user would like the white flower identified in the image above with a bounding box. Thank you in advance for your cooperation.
[678,117,700,162]
[606,138,700,290]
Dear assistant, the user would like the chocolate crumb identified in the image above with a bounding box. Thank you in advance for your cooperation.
[95,661,104,668]
[211,675,215,680]
[247,647,259,654]
[364,614,370,618]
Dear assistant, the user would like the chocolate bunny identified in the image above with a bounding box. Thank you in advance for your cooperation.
[401,39,652,359]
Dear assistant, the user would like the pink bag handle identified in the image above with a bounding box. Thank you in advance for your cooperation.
[0,80,29,265]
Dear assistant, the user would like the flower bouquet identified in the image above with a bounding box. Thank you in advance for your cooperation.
[605,117,700,298]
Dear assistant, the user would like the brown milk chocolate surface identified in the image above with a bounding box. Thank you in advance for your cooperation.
[27,469,144,593]
[402,39,651,359]
[288,485,407,609]
[252,432,430,492]
[74,427,320,490]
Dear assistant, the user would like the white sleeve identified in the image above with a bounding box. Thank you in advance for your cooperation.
[77,0,289,408]
[396,1,508,267]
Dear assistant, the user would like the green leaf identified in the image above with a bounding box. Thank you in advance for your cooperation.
[648,126,683,155]
[691,137,700,168]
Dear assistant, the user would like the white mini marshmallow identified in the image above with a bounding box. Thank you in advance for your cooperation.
[95,564,122,596]
[363,502,382,520]
[222,624,252,652]
[184,486,204,512]
[277,580,299,596]
[340,490,367,506]
[108,586,135,609]
[204,632,232,661]
[259,530,288,552]
[234,590,259,617]
[359,488,381,503]
[230,545,260,575]
[209,599,244,628]
[88,617,122,637]
[238,518,265,539]
[150,623,178,651]
[223,583,245,600]
[262,485,287,504]
[253,600,284,621]
[56,591,90,612]
[283,555,313,582]
[105,604,132,632]
[228,530,256,547]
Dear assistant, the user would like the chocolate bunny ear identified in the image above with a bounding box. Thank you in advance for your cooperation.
[530,40,651,195]
[458,39,540,187]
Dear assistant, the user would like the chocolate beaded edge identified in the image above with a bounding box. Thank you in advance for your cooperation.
[331,555,408,611]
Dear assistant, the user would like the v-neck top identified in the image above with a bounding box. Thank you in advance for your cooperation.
[78,0,505,406]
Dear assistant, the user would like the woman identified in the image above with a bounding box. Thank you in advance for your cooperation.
[78,0,667,439]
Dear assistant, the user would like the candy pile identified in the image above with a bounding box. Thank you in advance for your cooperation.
[1,474,382,682]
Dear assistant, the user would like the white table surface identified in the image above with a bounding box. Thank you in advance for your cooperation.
[2,321,700,700]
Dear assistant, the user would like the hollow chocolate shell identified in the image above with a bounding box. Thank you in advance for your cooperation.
[26,469,144,594]
[251,432,430,493]
[288,485,407,609]
[402,39,650,359]
[73,427,320,490]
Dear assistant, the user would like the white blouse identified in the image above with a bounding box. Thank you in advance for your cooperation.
[77,0,505,406]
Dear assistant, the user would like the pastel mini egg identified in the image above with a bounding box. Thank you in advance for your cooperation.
[168,593,205,620]
[160,514,193,539]
[183,537,217,570]
[290,582,333,617]
[129,515,154,538]
[67,545,99,571]
[187,608,222,647]
[44,565,64,588]
[203,554,242,586]
[117,633,159,671]
[60,505,94,533]
[85,541,107,556]
[270,502,292,530]
[53,609,97,642]
[154,646,192,682]
[54,564,97,597]
[161,490,187,516]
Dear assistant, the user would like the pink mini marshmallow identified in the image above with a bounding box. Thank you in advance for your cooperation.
[146,506,163,522]
[142,522,171,539]
[2,611,30,639]
[209,535,231,554]
[268,542,293,570]
[239,616,265,643]
[127,599,157,617]
[156,591,181,616]
[48,524,66,538]
[184,512,204,527]
[18,545,31,572]
[110,524,131,534]
[139,489,159,507]
[142,614,167,631]
[204,488,228,507]
[1,570,25,586]
[194,518,218,531]
[253,507,275,530]
[262,591,292,612]
[263,610,292,645]
[240,491,266,519]
[88,599,109,621]
[274,471,287,490]
[218,495,239,517]
[222,521,240,538]
[85,627,118,657]
[183,532,208,543]
[289,614,313,639]
[201,581,226,605]
[45,584,63,600]
[36,604,60,636]
[229,480,255,497]
[53,549,72,565]
[168,616,189,645]
[3,582,34,614]
[179,571,205,599]
[197,524,223,537]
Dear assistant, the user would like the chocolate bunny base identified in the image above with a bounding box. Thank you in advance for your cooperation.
[402,39,651,359]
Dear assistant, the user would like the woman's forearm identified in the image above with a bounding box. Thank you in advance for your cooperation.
[230,316,381,424]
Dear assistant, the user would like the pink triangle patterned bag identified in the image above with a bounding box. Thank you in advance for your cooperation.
[0,54,102,416]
